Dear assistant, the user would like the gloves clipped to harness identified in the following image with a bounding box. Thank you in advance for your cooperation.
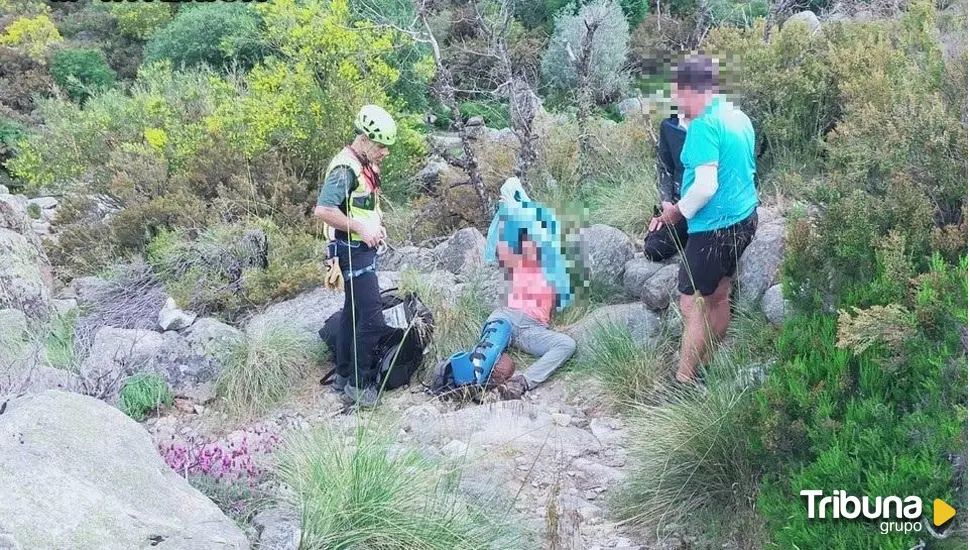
[324,257,343,291]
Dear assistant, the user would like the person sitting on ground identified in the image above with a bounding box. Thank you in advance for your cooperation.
[489,231,577,400]
[644,109,690,262]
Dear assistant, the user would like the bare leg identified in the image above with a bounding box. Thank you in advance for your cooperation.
[676,292,709,383]
[709,277,733,340]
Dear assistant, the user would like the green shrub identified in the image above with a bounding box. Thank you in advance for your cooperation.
[106,2,174,40]
[751,313,967,548]
[215,327,321,416]
[459,99,511,129]
[144,3,265,70]
[49,47,116,102]
[119,373,173,422]
[276,425,523,550]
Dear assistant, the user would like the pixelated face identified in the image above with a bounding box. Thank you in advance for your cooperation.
[671,83,705,119]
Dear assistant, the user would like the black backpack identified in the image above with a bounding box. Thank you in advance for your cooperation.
[318,288,434,391]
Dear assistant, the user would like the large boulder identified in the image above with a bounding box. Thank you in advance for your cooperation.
[183,317,244,358]
[0,391,249,550]
[784,10,822,35]
[622,257,665,299]
[580,225,635,286]
[738,222,786,307]
[379,246,439,273]
[0,193,29,233]
[79,328,223,401]
[0,228,53,320]
[435,227,487,279]
[566,302,662,351]
[641,263,680,310]
[245,287,344,344]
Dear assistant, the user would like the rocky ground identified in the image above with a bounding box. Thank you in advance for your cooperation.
[145,367,696,550]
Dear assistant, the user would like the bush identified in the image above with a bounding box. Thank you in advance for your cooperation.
[148,220,327,320]
[540,0,631,105]
[42,310,78,372]
[215,327,322,416]
[751,314,967,548]
[144,3,264,70]
[118,373,173,422]
[0,45,53,115]
[158,423,280,523]
[49,47,116,102]
[0,14,62,62]
[276,425,522,549]
[106,2,173,40]
[703,21,839,170]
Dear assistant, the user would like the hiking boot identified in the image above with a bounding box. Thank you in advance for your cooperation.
[341,384,380,408]
[330,373,350,394]
[498,374,530,400]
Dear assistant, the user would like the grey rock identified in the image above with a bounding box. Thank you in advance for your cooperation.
[441,439,469,459]
[618,97,647,119]
[580,225,635,286]
[0,391,249,550]
[0,184,8,195]
[16,365,82,395]
[253,506,300,550]
[79,328,223,399]
[158,297,197,331]
[379,246,439,273]
[71,276,113,307]
[51,298,77,317]
[738,222,786,307]
[27,197,58,210]
[485,127,519,148]
[416,158,449,186]
[761,284,788,325]
[622,258,664,299]
[784,10,822,35]
[641,264,680,310]
[428,133,463,151]
[0,308,27,338]
[567,303,662,352]
[0,228,53,320]
[435,227,486,279]
[0,194,28,233]
[465,115,485,127]
[245,287,344,344]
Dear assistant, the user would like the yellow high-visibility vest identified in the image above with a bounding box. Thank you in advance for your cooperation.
[322,147,382,243]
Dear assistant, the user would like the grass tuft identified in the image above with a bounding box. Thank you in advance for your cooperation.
[119,373,174,422]
[277,425,522,550]
[614,385,766,548]
[215,327,320,416]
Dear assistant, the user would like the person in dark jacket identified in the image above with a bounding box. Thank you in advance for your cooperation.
[644,112,690,262]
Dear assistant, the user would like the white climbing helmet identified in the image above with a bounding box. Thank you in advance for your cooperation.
[354,104,397,146]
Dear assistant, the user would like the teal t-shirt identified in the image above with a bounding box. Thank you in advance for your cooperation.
[679,95,758,233]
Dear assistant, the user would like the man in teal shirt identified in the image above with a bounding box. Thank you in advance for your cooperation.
[656,54,759,386]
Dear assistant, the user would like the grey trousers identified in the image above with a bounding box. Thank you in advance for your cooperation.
[487,307,577,389]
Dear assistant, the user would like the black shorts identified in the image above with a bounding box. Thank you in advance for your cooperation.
[678,211,758,297]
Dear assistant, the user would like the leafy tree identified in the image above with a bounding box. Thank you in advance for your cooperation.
[540,0,631,103]
[106,3,173,40]
[50,47,116,102]
[144,3,265,70]
[0,14,62,63]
